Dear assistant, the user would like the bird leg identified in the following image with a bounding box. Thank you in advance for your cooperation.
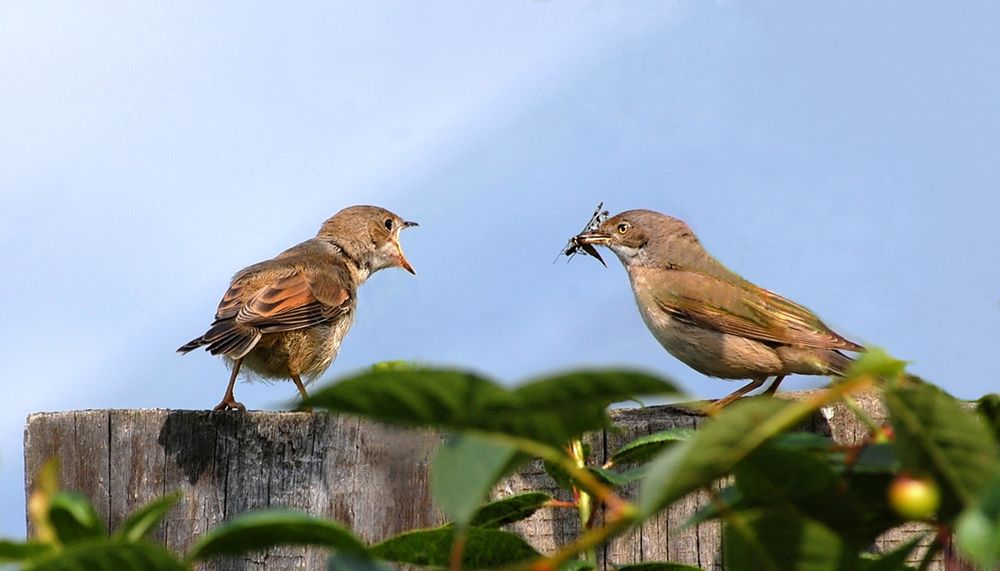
[290,373,312,412]
[763,375,787,396]
[213,358,247,412]
[710,377,767,411]
[290,373,310,400]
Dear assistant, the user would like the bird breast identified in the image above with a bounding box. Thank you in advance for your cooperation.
[240,311,356,382]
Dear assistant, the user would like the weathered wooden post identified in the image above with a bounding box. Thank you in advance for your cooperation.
[25,412,444,569]
[24,392,949,570]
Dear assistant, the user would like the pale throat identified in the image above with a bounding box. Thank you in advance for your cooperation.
[627,267,654,310]
[352,264,372,284]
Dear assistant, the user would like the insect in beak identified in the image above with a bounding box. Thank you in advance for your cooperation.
[559,202,610,267]
[566,233,609,267]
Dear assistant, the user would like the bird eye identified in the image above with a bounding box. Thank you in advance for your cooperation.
[617,223,630,234]
[384,219,394,231]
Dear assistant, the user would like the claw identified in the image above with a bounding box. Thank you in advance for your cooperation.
[212,397,246,412]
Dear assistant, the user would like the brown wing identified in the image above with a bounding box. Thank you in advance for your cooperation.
[182,267,351,358]
[214,282,246,321]
[236,270,351,333]
[652,270,862,351]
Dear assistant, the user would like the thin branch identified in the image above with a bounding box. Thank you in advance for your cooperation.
[569,439,596,563]
[449,530,467,571]
[544,500,578,509]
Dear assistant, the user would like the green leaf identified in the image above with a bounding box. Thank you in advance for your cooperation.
[682,485,744,529]
[770,432,834,452]
[955,474,1000,568]
[735,444,839,509]
[607,428,694,467]
[840,472,906,548]
[858,536,923,571]
[370,360,418,372]
[590,466,648,487]
[843,348,908,380]
[639,398,801,517]
[504,370,679,444]
[327,552,397,571]
[544,459,574,492]
[724,511,847,571]
[885,382,1000,518]
[303,368,678,446]
[615,563,704,571]
[977,393,1000,444]
[0,540,54,562]
[734,442,899,547]
[853,444,899,474]
[511,370,679,409]
[49,492,105,544]
[432,433,520,527]
[187,510,366,561]
[302,368,512,426]
[371,527,539,568]
[115,493,181,543]
[24,540,186,571]
[468,493,552,529]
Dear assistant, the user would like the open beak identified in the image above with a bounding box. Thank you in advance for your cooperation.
[395,221,417,274]
[393,240,415,274]
[574,231,611,246]
[569,231,610,267]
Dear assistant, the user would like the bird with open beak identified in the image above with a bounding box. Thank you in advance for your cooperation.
[567,206,864,410]
[178,205,418,411]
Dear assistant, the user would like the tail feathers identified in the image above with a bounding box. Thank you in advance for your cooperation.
[826,350,854,376]
[178,321,261,359]
[206,330,260,359]
[177,337,205,354]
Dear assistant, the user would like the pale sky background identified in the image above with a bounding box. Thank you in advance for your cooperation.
[2,2,998,536]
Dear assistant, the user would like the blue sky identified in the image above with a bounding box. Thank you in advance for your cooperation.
[2,2,998,536]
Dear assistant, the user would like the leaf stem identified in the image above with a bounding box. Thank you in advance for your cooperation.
[449,530,467,571]
[569,439,596,563]
[544,500,578,509]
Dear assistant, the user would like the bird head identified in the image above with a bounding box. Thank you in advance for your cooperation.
[317,205,418,276]
[573,209,699,269]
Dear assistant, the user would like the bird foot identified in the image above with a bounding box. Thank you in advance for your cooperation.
[212,396,246,412]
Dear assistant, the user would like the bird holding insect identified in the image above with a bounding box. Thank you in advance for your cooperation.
[564,205,863,409]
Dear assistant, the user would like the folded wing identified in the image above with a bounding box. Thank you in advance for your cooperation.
[652,270,863,352]
[178,268,351,359]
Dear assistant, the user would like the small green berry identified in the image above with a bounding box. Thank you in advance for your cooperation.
[889,474,941,520]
